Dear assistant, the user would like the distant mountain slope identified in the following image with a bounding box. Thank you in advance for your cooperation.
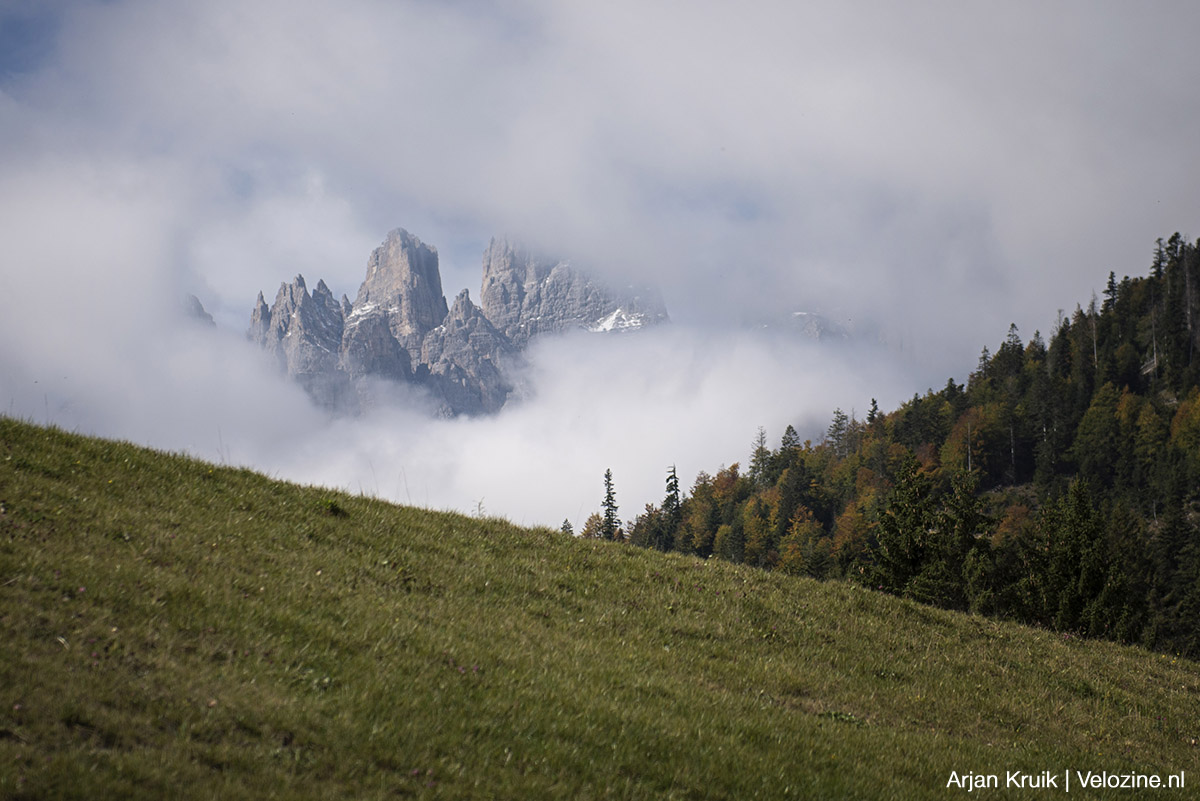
[1,417,1196,799]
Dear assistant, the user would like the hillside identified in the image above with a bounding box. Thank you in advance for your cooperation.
[1,417,1197,799]
[628,233,1200,660]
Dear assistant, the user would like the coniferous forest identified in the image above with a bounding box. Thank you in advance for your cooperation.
[624,234,1200,658]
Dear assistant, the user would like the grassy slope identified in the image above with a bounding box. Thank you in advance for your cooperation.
[0,418,1197,799]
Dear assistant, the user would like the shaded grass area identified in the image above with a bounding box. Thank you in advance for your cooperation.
[0,417,1197,798]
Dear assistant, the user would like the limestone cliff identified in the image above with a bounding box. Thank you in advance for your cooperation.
[249,228,668,416]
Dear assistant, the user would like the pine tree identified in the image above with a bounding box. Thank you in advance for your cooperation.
[926,472,990,611]
[827,409,850,458]
[1102,271,1118,313]
[873,456,937,595]
[601,469,620,541]
[661,465,682,550]
[1041,481,1106,632]
[749,427,771,489]
[1152,238,1166,280]
[781,424,800,451]
[1071,383,1121,486]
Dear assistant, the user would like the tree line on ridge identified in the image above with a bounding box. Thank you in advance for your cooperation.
[588,233,1200,658]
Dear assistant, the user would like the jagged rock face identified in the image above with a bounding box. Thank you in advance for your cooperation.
[249,276,343,375]
[479,238,669,348]
[339,311,411,382]
[248,231,513,416]
[353,228,448,351]
[248,276,350,409]
[419,289,518,416]
[249,228,669,417]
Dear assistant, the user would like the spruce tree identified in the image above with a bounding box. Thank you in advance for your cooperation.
[1103,271,1118,312]
[781,424,800,451]
[749,427,771,489]
[601,469,619,541]
[874,456,937,596]
[827,409,850,458]
[661,465,682,551]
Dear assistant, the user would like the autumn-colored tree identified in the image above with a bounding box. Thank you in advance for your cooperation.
[1170,387,1200,485]
[778,506,830,578]
[680,472,718,556]
[741,495,775,568]
[713,523,744,564]
[831,500,874,577]
[580,512,604,540]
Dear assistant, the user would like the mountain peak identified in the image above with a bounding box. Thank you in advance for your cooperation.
[354,229,448,349]
[248,226,667,416]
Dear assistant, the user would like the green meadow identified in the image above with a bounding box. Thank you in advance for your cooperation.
[1,417,1196,799]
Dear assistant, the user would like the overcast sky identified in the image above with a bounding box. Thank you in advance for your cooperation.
[2,1,1199,526]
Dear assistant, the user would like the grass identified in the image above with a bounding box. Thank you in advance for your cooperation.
[1,416,1197,798]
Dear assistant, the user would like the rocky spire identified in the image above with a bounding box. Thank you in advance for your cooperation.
[249,274,349,408]
[352,228,448,350]
[250,290,270,333]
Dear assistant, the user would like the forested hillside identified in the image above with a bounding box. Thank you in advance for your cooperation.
[626,234,1200,658]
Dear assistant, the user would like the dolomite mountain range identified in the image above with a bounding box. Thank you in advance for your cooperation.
[247,228,670,416]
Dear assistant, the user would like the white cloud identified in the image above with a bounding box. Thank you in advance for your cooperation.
[234,326,910,528]
[2,0,1199,525]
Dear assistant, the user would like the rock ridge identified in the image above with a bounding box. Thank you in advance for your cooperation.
[249,228,668,416]
[479,237,669,348]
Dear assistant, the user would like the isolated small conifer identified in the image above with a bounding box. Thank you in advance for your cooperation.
[601,469,619,541]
